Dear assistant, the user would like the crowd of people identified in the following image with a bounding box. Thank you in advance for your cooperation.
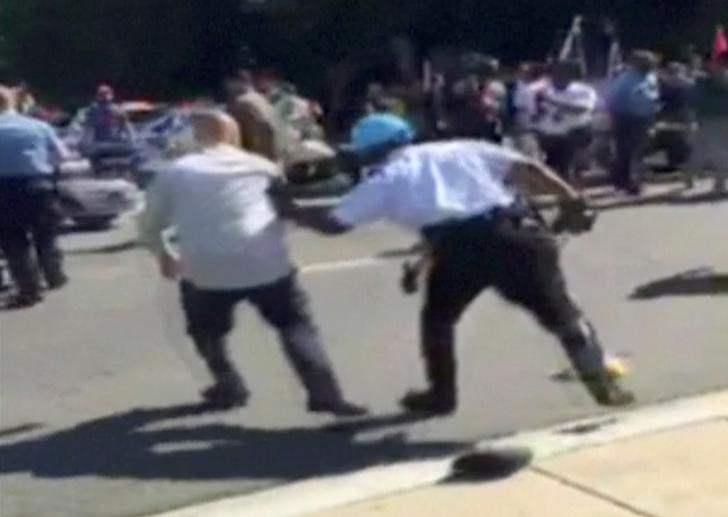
[1,41,726,418]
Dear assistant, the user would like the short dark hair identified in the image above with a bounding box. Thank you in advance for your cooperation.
[551,60,582,81]
[631,50,659,72]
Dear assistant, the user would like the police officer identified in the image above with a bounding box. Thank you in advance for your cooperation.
[0,85,69,309]
[280,113,635,415]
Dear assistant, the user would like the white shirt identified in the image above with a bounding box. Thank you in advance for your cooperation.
[534,81,598,136]
[139,144,292,290]
[513,78,549,127]
[332,141,521,232]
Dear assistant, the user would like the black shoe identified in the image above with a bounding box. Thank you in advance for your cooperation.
[582,377,635,407]
[46,273,68,290]
[4,293,42,310]
[401,262,420,295]
[200,384,248,411]
[400,390,456,415]
[308,399,369,418]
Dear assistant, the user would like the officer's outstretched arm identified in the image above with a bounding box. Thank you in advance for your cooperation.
[269,181,352,236]
[509,159,581,201]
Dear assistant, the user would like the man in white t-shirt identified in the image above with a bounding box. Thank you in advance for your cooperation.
[139,110,366,416]
[534,61,598,181]
[512,62,549,158]
[278,113,635,415]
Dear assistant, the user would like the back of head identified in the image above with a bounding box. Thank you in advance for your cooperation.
[630,50,659,74]
[0,84,15,112]
[551,60,582,86]
[190,110,241,148]
[225,69,254,98]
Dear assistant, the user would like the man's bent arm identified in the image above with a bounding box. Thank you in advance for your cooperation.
[510,159,581,201]
[269,183,351,236]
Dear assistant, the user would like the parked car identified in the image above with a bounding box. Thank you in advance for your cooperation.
[57,159,140,230]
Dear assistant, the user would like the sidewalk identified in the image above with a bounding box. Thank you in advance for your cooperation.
[313,395,728,517]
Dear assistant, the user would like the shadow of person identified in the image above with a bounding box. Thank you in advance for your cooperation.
[66,240,138,255]
[0,404,459,483]
[631,268,728,300]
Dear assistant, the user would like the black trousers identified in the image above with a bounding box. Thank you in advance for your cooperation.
[612,115,652,189]
[0,178,65,297]
[538,127,593,181]
[180,274,344,404]
[420,213,607,401]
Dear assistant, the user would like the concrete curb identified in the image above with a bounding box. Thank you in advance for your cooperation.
[151,390,727,517]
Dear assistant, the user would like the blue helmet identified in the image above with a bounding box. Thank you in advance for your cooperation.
[349,113,415,153]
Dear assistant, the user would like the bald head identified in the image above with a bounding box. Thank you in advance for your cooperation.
[190,110,241,148]
[0,85,14,112]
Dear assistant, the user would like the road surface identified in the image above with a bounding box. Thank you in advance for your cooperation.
[1,188,727,517]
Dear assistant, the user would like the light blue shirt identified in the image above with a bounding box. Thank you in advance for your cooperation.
[607,70,660,119]
[0,111,67,178]
[332,140,519,232]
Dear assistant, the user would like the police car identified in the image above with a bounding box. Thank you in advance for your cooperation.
[57,159,140,230]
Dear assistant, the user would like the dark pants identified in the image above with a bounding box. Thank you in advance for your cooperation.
[420,212,608,402]
[180,274,344,404]
[538,127,593,181]
[0,178,65,298]
[612,115,652,189]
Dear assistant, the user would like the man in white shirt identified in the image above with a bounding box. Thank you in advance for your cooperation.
[534,61,598,182]
[512,62,549,158]
[139,110,366,416]
[280,113,634,415]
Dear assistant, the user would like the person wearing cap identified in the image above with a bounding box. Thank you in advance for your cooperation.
[0,85,69,308]
[81,84,135,171]
[138,109,366,416]
[533,60,598,183]
[607,50,661,194]
[277,112,635,415]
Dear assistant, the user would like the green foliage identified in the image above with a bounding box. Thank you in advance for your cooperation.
[0,0,725,104]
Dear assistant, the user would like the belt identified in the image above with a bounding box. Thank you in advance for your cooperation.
[422,204,534,240]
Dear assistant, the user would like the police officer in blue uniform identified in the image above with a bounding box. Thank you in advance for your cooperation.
[0,86,69,308]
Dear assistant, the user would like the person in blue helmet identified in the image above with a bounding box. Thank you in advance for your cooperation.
[273,112,635,415]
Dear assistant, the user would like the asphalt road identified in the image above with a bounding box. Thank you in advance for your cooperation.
[1,187,727,517]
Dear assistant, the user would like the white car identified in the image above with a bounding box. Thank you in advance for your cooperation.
[57,159,140,229]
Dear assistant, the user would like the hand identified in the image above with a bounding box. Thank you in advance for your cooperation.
[158,252,180,281]
[552,197,598,235]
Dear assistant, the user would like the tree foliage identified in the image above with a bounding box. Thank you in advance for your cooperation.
[0,0,725,104]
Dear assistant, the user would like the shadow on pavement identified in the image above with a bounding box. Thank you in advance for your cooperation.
[596,187,727,212]
[0,423,44,440]
[441,447,534,484]
[0,404,459,483]
[377,243,422,259]
[631,269,728,299]
[65,240,138,255]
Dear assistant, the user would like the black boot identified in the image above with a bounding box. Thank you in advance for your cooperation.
[200,374,249,411]
[581,373,635,407]
[402,338,457,415]
[561,319,636,408]
[307,399,369,417]
[4,291,43,310]
[400,389,456,415]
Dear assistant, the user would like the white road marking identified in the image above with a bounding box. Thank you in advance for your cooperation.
[150,390,728,517]
[300,257,394,274]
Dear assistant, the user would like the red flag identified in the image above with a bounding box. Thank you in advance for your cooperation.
[712,25,727,70]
